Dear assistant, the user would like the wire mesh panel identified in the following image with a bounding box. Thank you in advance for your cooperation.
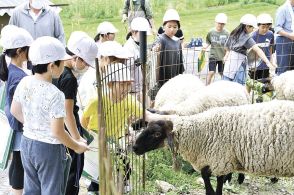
[96,40,282,194]
[97,59,145,194]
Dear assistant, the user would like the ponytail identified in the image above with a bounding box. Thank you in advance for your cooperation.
[0,53,8,81]
[94,33,101,42]
[230,24,246,42]
[0,46,29,81]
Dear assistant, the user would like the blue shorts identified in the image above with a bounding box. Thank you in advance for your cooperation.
[21,136,67,195]
[208,58,224,73]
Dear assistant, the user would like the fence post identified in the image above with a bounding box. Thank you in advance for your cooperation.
[139,30,147,191]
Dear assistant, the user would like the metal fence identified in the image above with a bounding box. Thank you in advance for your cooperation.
[95,40,289,194]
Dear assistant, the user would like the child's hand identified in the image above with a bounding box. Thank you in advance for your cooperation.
[75,142,89,154]
[153,44,161,52]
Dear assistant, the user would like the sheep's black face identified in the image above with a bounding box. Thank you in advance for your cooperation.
[133,120,173,155]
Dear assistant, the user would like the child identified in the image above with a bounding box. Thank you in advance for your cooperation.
[223,14,276,85]
[10,36,88,195]
[0,25,33,195]
[124,17,151,99]
[248,13,274,80]
[94,21,118,49]
[153,9,185,88]
[81,63,142,194]
[78,22,118,111]
[203,13,229,85]
[53,31,98,195]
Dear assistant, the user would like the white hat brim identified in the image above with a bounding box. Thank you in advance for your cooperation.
[60,53,72,61]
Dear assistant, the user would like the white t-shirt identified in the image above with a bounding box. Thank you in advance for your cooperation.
[13,76,65,144]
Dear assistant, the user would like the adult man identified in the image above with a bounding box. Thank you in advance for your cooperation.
[9,0,65,45]
[275,0,294,75]
[122,0,156,35]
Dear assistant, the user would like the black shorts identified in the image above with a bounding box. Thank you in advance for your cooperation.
[248,68,269,80]
[9,151,24,189]
[208,58,224,73]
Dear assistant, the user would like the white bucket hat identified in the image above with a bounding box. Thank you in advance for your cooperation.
[0,25,33,49]
[99,41,132,59]
[257,13,273,24]
[163,9,180,22]
[106,63,133,82]
[240,14,257,28]
[130,17,152,35]
[67,31,98,67]
[97,21,118,35]
[29,36,69,65]
[215,13,228,24]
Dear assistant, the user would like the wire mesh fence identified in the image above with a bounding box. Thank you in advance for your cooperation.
[94,38,294,194]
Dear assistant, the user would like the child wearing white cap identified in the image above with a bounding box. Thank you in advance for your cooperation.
[10,36,88,195]
[223,14,276,85]
[152,9,185,91]
[124,17,151,100]
[0,25,32,195]
[53,31,98,195]
[81,63,142,193]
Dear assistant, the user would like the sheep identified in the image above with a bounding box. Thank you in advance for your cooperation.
[157,80,250,116]
[154,74,205,111]
[271,70,294,101]
[133,100,294,195]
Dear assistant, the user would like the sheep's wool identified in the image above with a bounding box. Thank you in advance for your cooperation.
[272,70,294,101]
[154,74,204,111]
[172,100,294,177]
[168,81,250,115]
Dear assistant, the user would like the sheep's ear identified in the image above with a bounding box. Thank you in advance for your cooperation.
[164,120,173,134]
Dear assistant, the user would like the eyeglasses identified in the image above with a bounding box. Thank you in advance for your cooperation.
[248,25,254,28]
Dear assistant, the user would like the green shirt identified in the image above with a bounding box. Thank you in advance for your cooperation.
[206,28,229,61]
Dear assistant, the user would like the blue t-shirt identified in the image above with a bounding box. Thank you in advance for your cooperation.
[4,64,27,131]
[252,31,274,69]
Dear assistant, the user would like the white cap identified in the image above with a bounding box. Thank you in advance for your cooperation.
[99,41,132,59]
[30,0,47,9]
[97,21,118,35]
[215,13,228,24]
[0,25,33,49]
[106,63,133,82]
[240,14,257,28]
[130,17,152,35]
[257,13,273,24]
[0,25,18,37]
[163,9,180,22]
[29,36,69,65]
[67,31,98,67]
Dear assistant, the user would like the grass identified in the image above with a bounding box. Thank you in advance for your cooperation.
[52,1,280,43]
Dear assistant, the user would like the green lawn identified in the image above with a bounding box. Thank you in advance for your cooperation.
[55,1,279,44]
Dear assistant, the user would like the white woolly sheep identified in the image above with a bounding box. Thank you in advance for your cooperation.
[157,80,250,116]
[154,74,205,111]
[133,100,294,195]
[271,70,294,101]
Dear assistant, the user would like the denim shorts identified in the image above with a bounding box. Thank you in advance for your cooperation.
[21,136,67,195]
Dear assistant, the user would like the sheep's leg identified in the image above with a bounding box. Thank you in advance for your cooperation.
[237,173,245,184]
[201,166,215,195]
[216,175,225,195]
[223,173,232,183]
